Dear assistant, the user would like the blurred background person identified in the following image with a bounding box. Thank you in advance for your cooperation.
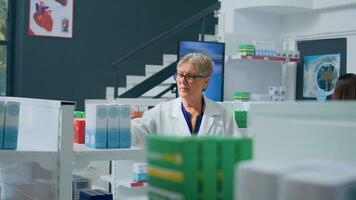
[332,73,356,100]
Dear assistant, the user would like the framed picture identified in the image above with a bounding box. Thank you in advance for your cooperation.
[296,38,347,100]
[28,0,74,38]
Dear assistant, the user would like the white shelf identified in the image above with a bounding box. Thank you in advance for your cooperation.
[73,144,145,168]
[117,185,147,200]
[101,175,148,200]
[0,150,58,171]
[230,55,299,62]
[117,178,139,189]
[234,0,356,14]
[0,150,57,161]
[0,97,147,199]
[234,0,313,15]
[0,98,75,200]
[100,175,147,189]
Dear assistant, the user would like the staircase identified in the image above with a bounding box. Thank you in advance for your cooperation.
[117,54,177,99]
[117,33,218,99]
[112,2,221,99]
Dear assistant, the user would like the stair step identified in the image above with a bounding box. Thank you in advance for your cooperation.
[159,83,175,87]
[124,71,175,93]
[142,93,176,99]
[160,92,176,98]
[126,75,147,85]
[162,76,175,84]
[145,64,165,77]
[119,85,176,98]
[142,85,174,97]
[120,54,178,98]
[142,94,176,99]
[117,87,127,96]
[125,83,136,90]
[163,54,177,67]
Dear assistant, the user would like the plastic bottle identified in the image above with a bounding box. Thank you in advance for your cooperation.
[233,92,250,128]
[74,111,86,144]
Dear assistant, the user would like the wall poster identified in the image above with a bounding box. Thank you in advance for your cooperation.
[296,38,347,100]
[302,54,340,98]
[28,0,74,38]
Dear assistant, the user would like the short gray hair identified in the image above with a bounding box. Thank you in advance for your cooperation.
[177,52,213,77]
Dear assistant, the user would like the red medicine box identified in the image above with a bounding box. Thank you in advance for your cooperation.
[74,119,85,144]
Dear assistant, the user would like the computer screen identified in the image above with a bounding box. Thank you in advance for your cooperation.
[178,40,225,101]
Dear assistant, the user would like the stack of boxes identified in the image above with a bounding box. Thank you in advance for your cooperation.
[73,175,92,200]
[79,189,113,200]
[268,87,286,101]
[132,163,148,187]
[107,104,120,148]
[147,135,252,200]
[118,105,131,148]
[279,49,300,59]
[0,100,20,150]
[85,104,107,149]
[237,42,300,59]
[85,103,131,149]
[238,44,255,56]
[253,41,276,57]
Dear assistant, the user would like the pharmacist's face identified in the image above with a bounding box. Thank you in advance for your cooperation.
[176,63,209,99]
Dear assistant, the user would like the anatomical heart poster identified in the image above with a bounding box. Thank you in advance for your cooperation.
[28,0,74,38]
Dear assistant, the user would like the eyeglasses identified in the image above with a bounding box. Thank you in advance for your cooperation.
[173,73,206,83]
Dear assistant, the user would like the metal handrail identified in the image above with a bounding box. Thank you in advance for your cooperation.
[111,1,220,68]
[113,2,220,98]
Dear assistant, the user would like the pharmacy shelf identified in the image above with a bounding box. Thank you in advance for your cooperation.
[231,55,299,62]
[235,1,312,15]
[117,184,147,200]
[0,150,58,171]
[117,178,147,189]
[101,175,147,189]
[0,99,76,200]
[73,144,146,168]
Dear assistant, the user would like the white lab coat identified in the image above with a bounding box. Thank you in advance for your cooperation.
[131,96,240,147]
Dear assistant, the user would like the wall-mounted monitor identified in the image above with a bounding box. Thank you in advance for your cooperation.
[178,40,225,101]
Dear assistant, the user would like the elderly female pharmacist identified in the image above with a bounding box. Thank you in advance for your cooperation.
[131,52,240,147]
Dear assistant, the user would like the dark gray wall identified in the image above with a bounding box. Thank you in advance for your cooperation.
[12,0,217,110]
